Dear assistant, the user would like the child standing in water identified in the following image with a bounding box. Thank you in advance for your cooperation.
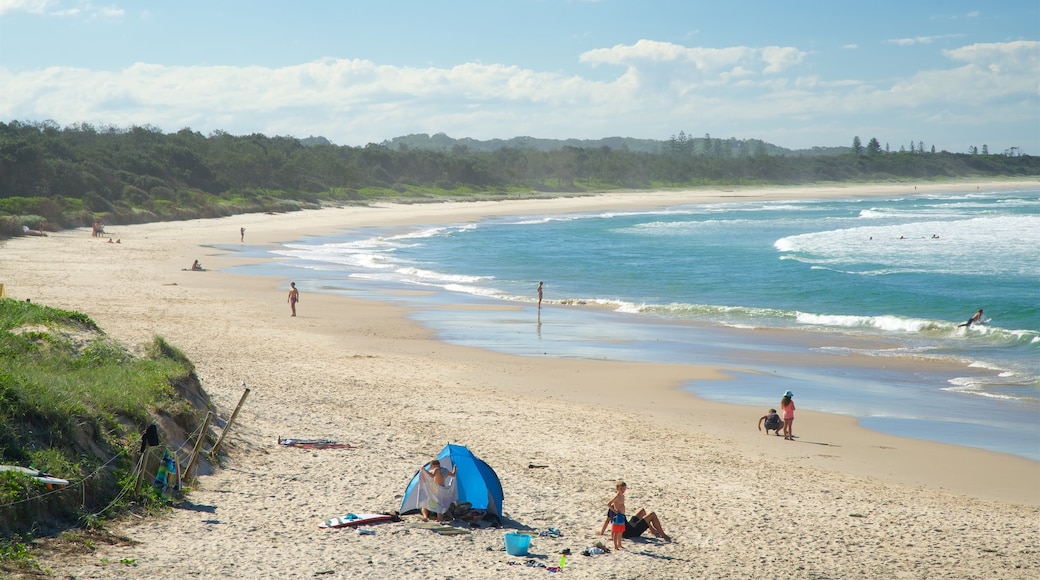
[607,481,627,550]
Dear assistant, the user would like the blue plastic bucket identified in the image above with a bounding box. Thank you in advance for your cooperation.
[504,532,531,556]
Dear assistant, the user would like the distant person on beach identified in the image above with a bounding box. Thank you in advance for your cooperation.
[958,309,983,328]
[537,281,543,309]
[606,481,627,550]
[781,391,795,440]
[287,282,300,317]
[758,408,784,436]
[240,227,245,242]
[191,260,202,271]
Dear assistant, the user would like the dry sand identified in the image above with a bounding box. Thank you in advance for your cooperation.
[2,181,1038,579]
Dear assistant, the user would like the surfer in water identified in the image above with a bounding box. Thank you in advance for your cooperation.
[958,308,983,328]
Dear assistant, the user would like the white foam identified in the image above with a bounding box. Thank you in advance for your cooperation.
[394,267,491,284]
[774,215,1040,277]
[795,312,935,333]
[942,378,1022,401]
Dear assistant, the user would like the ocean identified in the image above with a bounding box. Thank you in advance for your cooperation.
[235,187,1040,461]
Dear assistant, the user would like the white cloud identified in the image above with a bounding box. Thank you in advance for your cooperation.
[0,40,1034,152]
[0,0,122,18]
[761,46,806,73]
[933,10,980,20]
[0,0,54,16]
[579,40,804,74]
[888,34,962,46]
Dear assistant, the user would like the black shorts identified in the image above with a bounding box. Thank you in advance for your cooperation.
[608,509,649,538]
[623,516,650,538]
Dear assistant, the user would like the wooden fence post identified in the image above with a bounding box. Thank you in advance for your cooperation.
[183,411,212,485]
[210,386,250,458]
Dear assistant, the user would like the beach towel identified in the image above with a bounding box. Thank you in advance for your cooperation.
[417,467,457,516]
[278,437,357,450]
[153,449,180,496]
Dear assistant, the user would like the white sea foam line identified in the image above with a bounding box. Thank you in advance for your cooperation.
[442,283,506,298]
[941,382,1022,401]
[775,216,1040,276]
[393,267,492,284]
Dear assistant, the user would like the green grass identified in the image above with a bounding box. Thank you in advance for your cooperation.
[0,298,204,540]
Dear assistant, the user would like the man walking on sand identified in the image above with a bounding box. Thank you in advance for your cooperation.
[287,282,300,317]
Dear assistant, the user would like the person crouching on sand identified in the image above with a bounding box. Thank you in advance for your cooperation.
[758,408,784,436]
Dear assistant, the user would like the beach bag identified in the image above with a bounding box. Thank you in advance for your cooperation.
[450,501,473,518]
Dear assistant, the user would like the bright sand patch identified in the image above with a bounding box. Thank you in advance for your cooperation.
[3,181,1038,578]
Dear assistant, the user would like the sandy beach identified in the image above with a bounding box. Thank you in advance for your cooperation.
[2,181,1038,579]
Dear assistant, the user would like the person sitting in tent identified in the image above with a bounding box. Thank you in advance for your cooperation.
[400,444,504,524]
[419,459,457,522]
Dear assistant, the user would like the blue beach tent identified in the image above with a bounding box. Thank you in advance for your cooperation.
[400,443,504,517]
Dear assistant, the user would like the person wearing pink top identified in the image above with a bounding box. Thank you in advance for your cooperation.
[780,390,796,440]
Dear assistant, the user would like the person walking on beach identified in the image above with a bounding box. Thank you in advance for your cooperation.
[780,391,796,440]
[606,481,628,550]
[537,281,544,309]
[958,308,983,328]
[287,282,300,317]
[240,227,245,242]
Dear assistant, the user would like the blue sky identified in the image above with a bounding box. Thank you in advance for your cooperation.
[1,0,1037,153]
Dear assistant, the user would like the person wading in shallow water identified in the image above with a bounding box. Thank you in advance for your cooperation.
[958,308,983,328]
[287,282,300,317]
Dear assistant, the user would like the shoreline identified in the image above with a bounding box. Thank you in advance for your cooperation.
[3,180,1038,578]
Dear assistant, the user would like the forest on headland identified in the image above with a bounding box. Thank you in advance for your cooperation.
[1,120,1037,238]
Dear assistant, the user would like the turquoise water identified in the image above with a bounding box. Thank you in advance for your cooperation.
[236,188,1040,460]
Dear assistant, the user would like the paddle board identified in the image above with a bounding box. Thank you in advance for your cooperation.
[319,512,392,529]
[0,465,70,490]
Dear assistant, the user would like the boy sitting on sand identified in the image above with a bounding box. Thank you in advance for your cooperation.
[758,408,784,436]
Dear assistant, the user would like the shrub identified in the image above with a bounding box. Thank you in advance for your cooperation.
[0,216,23,237]
[17,215,45,229]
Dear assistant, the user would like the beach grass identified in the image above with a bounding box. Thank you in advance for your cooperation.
[0,298,199,544]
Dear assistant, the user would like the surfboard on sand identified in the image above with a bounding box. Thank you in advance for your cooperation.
[0,465,70,490]
[319,512,393,529]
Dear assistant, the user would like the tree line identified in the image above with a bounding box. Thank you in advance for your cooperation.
[1,120,1036,237]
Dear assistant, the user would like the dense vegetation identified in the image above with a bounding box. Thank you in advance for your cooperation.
[0,298,210,571]
[1,120,1037,237]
